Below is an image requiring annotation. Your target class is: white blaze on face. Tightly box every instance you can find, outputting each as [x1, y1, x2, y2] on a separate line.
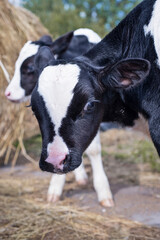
[38, 64, 80, 156]
[74, 28, 101, 44]
[5, 41, 39, 102]
[144, 0, 160, 66]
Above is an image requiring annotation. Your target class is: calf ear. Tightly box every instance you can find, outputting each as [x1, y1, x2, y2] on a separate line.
[34, 46, 55, 71]
[51, 31, 74, 55]
[99, 58, 150, 89]
[33, 35, 53, 46]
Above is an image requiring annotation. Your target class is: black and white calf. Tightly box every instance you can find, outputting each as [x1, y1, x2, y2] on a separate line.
[31, 0, 155, 177]
[5, 29, 113, 207]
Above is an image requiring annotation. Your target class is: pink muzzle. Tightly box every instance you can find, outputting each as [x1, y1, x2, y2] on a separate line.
[45, 136, 69, 171]
[45, 153, 67, 170]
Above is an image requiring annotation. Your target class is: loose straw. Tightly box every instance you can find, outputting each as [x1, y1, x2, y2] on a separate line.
[0, 60, 10, 83]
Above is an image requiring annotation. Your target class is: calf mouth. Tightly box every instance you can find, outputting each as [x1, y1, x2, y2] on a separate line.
[39, 162, 64, 174]
[8, 99, 21, 103]
[39, 154, 82, 174]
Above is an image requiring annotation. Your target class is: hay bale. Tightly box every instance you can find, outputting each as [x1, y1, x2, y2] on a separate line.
[0, 0, 49, 164]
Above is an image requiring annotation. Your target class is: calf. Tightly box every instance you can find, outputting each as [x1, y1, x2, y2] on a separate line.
[5, 29, 113, 207]
[31, 0, 154, 176]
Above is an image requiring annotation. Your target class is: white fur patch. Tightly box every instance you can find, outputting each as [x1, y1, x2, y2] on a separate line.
[5, 41, 39, 101]
[38, 64, 80, 151]
[47, 135, 69, 156]
[74, 28, 101, 44]
[144, 0, 160, 66]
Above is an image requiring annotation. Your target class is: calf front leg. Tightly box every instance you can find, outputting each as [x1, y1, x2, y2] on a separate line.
[85, 131, 114, 207]
[47, 174, 66, 202]
[47, 161, 87, 202]
[74, 160, 88, 185]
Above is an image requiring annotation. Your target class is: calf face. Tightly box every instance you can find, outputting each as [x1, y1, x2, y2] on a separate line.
[31, 47, 150, 174]
[5, 41, 40, 102]
[4, 33, 73, 102]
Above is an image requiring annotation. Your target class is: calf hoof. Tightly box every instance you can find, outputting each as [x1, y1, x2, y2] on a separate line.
[76, 178, 88, 186]
[47, 194, 60, 203]
[100, 198, 114, 208]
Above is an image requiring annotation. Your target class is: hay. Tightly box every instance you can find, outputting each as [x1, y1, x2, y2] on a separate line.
[0, 0, 48, 165]
[0, 166, 160, 240]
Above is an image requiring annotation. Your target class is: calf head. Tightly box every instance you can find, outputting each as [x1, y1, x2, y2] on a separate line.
[31, 47, 150, 174]
[5, 32, 73, 102]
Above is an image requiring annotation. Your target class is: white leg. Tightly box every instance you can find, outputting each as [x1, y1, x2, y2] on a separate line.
[85, 131, 114, 207]
[47, 162, 88, 202]
[47, 174, 66, 202]
[73, 160, 88, 185]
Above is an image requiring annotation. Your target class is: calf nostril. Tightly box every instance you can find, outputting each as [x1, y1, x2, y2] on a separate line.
[59, 155, 69, 166]
[5, 92, 11, 97]
[60, 158, 66, 166]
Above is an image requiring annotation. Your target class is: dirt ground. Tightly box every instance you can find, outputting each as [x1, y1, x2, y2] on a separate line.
[0, 127, 160, 239]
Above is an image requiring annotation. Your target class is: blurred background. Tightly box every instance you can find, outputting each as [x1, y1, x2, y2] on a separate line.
[9, 0, 141, 37]
[1, 1, 160, 239]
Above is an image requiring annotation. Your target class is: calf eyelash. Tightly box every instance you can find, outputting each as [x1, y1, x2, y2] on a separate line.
[79, 99, 101, 117]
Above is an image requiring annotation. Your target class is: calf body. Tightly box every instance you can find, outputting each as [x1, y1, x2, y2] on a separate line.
[31, 0, 154, 175]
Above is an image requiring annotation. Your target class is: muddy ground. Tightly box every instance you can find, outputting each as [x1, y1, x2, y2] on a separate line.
[0, 127, 160, 239]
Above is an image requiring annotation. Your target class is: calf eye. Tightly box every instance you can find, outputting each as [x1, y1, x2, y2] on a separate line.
[84, 100, 100, 113]
[27, 65, 35, 73]
[21, 65, 35, 75]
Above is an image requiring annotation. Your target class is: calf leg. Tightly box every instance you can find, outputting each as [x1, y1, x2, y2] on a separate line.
[47, 174, 66, 202]
[85, 131, 114, 207]
[74, 160, 88, 185]
[47, 162, 87, 202]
